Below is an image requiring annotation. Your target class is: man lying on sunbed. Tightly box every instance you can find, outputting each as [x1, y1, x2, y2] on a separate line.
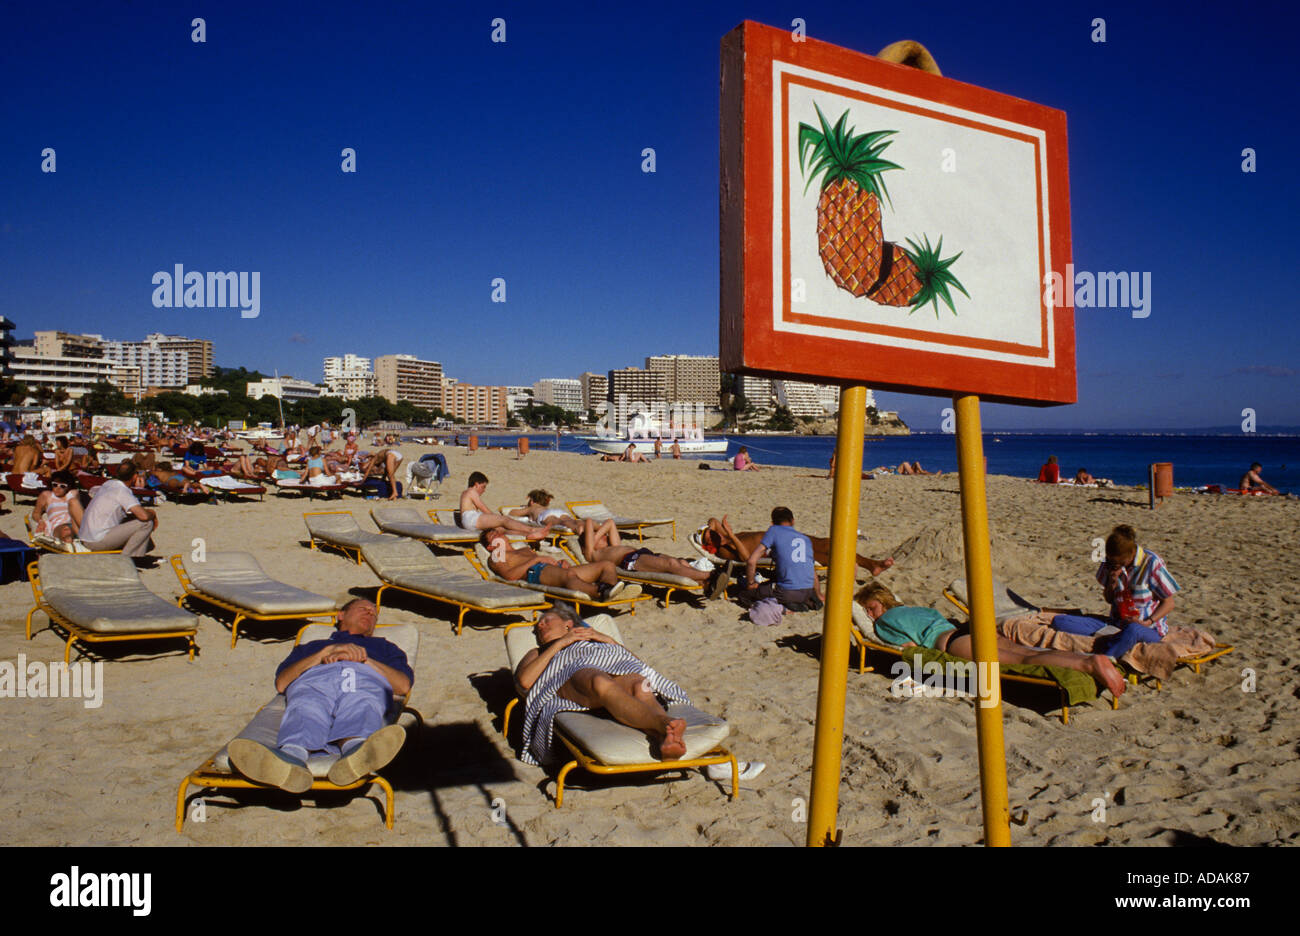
[701, 515, 893, 577]
[483, 528, 631, 602]
[514, 604, 687, 765]
[582, 517, 728, 598]
[855, 583, 1127, 697]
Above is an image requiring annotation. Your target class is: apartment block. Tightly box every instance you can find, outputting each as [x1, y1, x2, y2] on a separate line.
[247, 377, 322, 402]
[439, 382, 507, 425]
[323, 354, 376, 399]
[533, 378, 583, 413]
[579, 372, 608, 412]
[8, 346, 121, 401]
[375, 354, 444, 410]
[607, 367, 666, 406]
[646, 354, 720, 405]
[100, 340, 189, 387]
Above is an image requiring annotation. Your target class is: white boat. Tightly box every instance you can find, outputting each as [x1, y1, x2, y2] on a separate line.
[579, 435, 729, 456]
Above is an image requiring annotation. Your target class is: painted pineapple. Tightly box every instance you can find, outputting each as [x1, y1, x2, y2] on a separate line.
[798, 104, 900, 297]
[868, 234, 970, 318]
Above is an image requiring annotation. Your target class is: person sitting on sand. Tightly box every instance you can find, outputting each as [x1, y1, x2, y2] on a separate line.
[622, 443, 648, 463]
[737, 507, 823, 610]
[30, 471, 82, 546]
[855, 583, 1126, 698]
[1037, 455, 1060, 484]
[898, 461, 940, 476]
[1046, 524, 1180, 661]
[507, 489, 582, 533]
[461, 472, 557, 538]
[227, 598, 411, 792]
[514, 603, 689, 765]
[1239, 463, 1278, 494]
[734, 446, 759, 471]
[483, 528, 633, 602]
[701, 515, 893, 577]
[1074, 468, 1095, 485]
[581, 517, 729, 598]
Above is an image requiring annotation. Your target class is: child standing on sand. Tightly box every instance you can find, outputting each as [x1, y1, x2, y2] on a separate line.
[1051, 524, 1180, 660]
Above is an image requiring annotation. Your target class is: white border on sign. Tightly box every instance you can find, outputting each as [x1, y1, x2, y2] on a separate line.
[769, 59, 1056, 368]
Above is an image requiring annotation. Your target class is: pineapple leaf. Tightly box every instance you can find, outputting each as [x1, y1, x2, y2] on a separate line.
[901, 235, 969, 318]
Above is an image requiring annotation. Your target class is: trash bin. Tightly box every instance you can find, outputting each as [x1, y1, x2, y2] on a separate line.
[1152, 462, 1173, 497]
[468, 434, 478, 453]
[517, 436, 529, 457]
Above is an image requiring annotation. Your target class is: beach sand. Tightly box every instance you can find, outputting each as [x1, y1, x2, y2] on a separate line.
[2, 444, 1297, 846]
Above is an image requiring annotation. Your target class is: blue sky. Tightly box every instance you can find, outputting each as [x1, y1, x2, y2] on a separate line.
[2, 1, 1297, 430]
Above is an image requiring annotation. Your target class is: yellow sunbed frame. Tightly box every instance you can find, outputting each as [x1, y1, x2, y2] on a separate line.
[941, 586, 1236, 691]
[372, 574, 550, 637]
[500, 622, 737, 807]
[565, 500, 676, 542]
[169, 555, 339, 648]
[25, 561, 198, 664]
[303, 510, 370, 564]
[175, 623, 420, 832]
[558, 539, 705, 607]
[464, 549, 648, 617]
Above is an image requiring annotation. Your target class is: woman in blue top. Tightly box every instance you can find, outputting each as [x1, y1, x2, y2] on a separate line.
[855, 583, 1127, 697]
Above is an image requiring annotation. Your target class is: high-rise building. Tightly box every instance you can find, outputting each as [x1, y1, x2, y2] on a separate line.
[505, 386, 534, 417]
[533, 378, 583, 413]
[375, 354, 444, 410]
[607, 367, 666, 406]
[0, 317, 14, 376]
[737, 376, 774, 412]
[322, 354, 376, 399]
[33, 330, 104, 359]
[646, 354, 720, 405]
[579, 372, 608, 412]
[439, 382, 507, 425]
[145, 333, 214, 380]
[100, 339, 189, 388]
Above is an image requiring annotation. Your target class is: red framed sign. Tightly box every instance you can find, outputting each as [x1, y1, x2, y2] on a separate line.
[720, 21, 1075, 405]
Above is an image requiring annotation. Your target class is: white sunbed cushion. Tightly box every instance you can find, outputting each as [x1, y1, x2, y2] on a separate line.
[39, 554, 197, 634]
[505, 613, 620, 670]
[199, 475, 260, 491]
[305, 513, 397, 548]
[948, 577, 1033, 620]
[569, 503, 671, 527]
[363, 540, 543, 609]
[183, 552, 337, 616]
[555, 703, 730, 766]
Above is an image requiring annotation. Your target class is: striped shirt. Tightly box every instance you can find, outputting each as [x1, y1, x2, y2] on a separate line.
[1096, 545, 1179, 636]
[520, 641, 690, 766]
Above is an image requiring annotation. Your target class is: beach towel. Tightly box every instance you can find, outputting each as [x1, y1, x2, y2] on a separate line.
[1000, 611, 1217, 681]
[520, 641, 690, 766]
[198, 474, 251, 490]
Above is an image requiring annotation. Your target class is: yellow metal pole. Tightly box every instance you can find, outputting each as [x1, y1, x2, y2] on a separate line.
[953, 393, 1011, 846]
[806, 384, 866, 847]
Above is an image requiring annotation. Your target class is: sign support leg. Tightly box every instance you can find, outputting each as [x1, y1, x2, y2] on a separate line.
[806, 384, 866, 846]
[954, 393, 1012, 846]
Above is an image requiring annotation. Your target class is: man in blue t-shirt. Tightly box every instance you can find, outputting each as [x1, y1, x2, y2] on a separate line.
[740, 507, 823, 611]
[228, 598, 413, 793]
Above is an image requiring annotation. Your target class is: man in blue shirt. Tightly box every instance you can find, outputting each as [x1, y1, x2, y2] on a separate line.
[228, 598, 413, 792]
[741, 507, 823, 611]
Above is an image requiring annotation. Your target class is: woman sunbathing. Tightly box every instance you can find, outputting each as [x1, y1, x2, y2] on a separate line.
[31, 471, 83, 545]
[507, 489, 582, 533]
[855, 583, 1126, 697]
[514, 604, 689, 765]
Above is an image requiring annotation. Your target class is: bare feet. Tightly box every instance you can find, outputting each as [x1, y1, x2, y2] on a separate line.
[656, 718, 687, 760]
[1091, 655, 1127, 697]
[868, 557, 895, 576]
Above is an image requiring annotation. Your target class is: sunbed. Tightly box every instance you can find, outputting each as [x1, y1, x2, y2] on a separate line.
[176, 622, 420, 831]
[848, 599, 1107, 725]
[25, 553, 199, 663]
[275, 477, 350, 498]
[22, 516, 116, 555]
[467, 543, 647, 616]
[501, 615, 737, 807]
[5, 473, 45, 503]
[303, 510, 402, 564]
[197, 474, 266, 502]
[370, 505, 480, 548]
[170, 552, 338, 647]
[565, 500, 676, 542]
[361, 538, 550, 635]
[560, 538, 704, 607]
[943, 578, 1235, 689]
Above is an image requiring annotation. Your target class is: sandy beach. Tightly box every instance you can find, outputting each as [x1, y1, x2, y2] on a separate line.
[1, 444, 1297, 846]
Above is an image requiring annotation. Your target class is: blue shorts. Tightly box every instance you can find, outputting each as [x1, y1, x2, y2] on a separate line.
[525, 562, 547, 585]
